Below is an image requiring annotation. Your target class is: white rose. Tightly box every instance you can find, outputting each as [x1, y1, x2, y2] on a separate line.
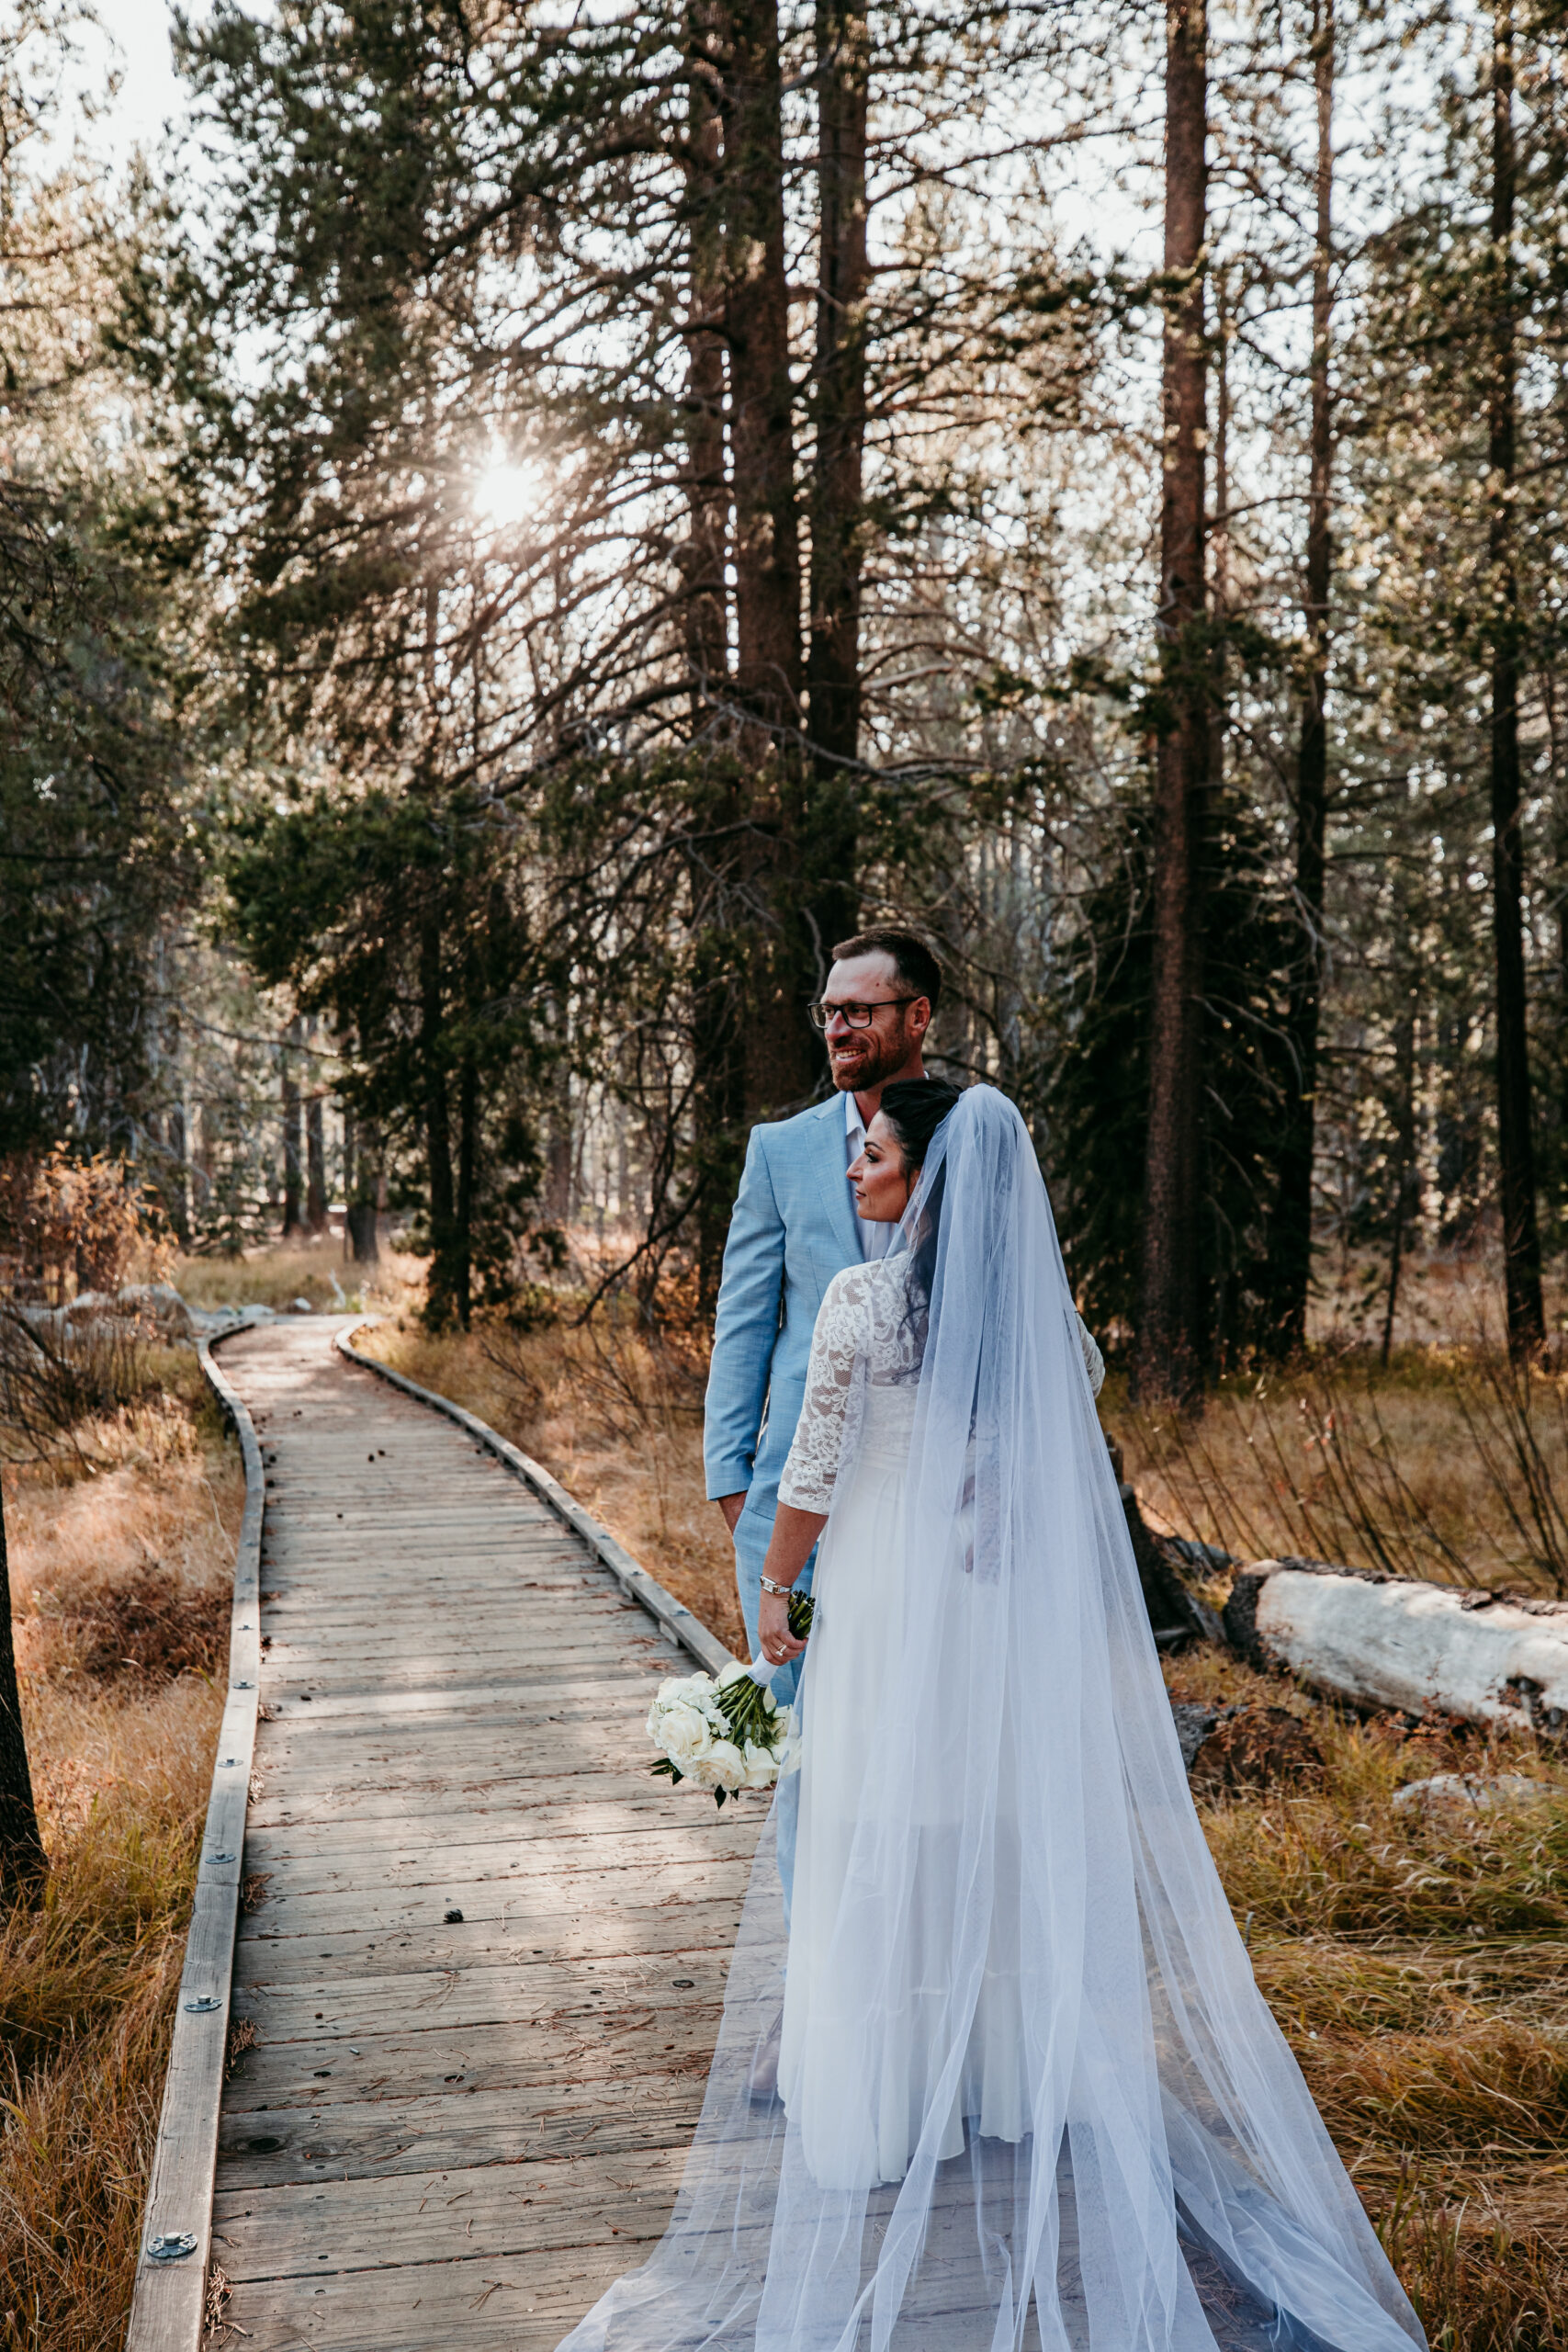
[707, 1739, 746, 1787]
[660, 1703, 716, 1769]
[716, 1660, 749, 1690]
[740, 1740, 778, 1790]
[681, 1751, 724, 1791]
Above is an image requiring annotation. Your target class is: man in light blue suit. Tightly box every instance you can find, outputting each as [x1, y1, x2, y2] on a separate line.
[704, 929, 939, 1902]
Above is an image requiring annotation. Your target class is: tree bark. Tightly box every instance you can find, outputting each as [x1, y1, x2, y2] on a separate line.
[1488, 1, 1545, 1361]
[281, 1018, 303, 1238]
[1136, 0, 1210, 1408]
[805, 0, 870, 965]
[0, 1482, 45, 1902]
[347, 1109, 381, 1263]
[1276, 0, 1334, 1358]
[681, 18, 729, 723]
[456, 1048, 478, 1330]
[420, 914, 458, 1323]
[1381, 989, 1417, 1368]
[305, 1091, 328, 1234]
[720, 0, 802, 739]
[717, 0, 816, 1120]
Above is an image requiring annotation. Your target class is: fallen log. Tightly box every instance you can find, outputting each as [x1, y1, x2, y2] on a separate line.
[1224, 1559, 1568, 1737]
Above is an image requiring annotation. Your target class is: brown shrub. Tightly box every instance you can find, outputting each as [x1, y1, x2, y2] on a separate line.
[1190, 1704, 1325, 1795]
[28, 1562, 231, 1685]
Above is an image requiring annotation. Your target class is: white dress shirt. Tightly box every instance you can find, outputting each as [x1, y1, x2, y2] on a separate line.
[844, 1089, 900, 1259]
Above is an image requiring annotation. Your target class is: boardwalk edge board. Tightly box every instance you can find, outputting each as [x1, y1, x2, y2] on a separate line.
[335, 1317, 732, 1679]
[125, 1329, 264, 2352]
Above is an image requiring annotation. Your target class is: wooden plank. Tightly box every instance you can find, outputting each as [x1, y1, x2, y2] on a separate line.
[234, 1895, 747, 1982]
[227, 1948, 737, 2044]
[126, 1331, 265, 2352]
[215, 2074, 710, 2188]
[212, 2145, 685, 2276]
[241, 1823, 759, 1899]
[221, 2005, 722, 2115]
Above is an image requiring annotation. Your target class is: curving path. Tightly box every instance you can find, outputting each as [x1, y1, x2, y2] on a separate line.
[211, 1320, 758, 2350]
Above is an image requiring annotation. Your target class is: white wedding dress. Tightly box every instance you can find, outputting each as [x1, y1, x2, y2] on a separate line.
[776, 1256, 1105, 2187]
[557, 1089, 1427, 2352]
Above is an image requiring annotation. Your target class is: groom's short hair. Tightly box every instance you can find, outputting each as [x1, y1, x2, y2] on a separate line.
[831, 929, 942, 1012]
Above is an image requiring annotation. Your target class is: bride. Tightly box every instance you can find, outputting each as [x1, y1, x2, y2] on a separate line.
[561, 1083, 1427, 2352]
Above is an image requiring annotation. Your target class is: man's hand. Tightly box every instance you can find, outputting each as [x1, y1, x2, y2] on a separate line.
[716, 1491, 747, 1535]
[759, 1586, 807, 1667]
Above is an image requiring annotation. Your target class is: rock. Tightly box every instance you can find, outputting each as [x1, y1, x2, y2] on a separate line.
[1391, 1771, 1553, 1817]
[118, 1282, 196, 1337]
[1188, 1704, 1325, 1795]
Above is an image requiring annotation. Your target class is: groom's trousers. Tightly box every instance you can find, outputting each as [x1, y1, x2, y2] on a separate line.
[733, 1485, 815, 1920]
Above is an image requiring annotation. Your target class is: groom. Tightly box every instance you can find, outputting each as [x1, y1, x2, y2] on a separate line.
[704, 928, 938, 1800]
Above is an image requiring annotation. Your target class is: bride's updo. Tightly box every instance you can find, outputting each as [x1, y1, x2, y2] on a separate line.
[877, 1079, 963, 1342]
[876, 1079, 963, 1177]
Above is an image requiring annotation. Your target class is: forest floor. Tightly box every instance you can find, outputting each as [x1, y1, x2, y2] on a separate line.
[0, 1346, 243, 2351]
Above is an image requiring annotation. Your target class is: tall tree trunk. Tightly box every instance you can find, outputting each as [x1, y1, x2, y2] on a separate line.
[1136, 0, 1210, 1408]
[420, 914, 458, 1324]
[805, 0, 870, 967]
[718, 0, 817, 1120]
[1276, 0, 1335, 1359]
[305, 1092, 327, 1234]
[281, 1017, 303, 1238]
[0, 1484, 44, 1902]
[1381, 988, 1418, 1368]
[166, 1099, 190, 1248]
[1488, 1, 1544, 1360]
[348, 1112, 381, 1263]
[456, 1049, 478, 1330]
[722, 0, 801, 740]
[681, 20, 729, 722]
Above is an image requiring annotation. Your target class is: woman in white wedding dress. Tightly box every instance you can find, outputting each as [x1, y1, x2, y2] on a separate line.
[766, 1080, 1106, 2186]
[559, 1083, 1427, 2352]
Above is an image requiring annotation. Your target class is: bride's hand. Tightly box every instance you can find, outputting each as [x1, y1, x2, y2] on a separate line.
[759, 1588, 807, 1667]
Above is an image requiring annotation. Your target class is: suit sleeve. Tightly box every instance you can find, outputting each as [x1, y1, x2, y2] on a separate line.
[703, 1125, 787, 1499]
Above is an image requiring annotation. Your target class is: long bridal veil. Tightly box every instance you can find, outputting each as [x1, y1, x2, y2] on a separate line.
[560, 1086, 1426, 2352]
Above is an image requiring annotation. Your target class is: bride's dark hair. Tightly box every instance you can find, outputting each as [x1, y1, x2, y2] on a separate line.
[877, 1078, 963, 1343]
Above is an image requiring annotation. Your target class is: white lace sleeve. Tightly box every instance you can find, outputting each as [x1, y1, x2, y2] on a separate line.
[777, 1267, 872, 1511]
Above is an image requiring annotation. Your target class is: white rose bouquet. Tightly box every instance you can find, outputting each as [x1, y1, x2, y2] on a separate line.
[648, 1593, 814, 1808]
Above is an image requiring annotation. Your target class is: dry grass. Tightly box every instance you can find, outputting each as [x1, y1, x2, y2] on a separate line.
[0, 1370, 243, 2350]
[1112, 1349, 1568, 1599]
[1164, 1645, 1568, 2345]
[172, 1238, 384, 1317]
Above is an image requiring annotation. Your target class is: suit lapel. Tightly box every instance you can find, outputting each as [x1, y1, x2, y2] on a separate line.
[810, 1097, 862, 1269]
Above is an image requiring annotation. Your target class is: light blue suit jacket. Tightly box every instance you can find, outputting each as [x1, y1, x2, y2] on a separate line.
[704, 1096, 862, 1578]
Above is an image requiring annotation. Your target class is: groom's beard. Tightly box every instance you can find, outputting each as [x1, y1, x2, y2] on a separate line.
[829, 1021, 910, 1092]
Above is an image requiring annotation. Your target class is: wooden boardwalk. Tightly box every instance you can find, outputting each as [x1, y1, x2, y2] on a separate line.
[211, 1320, 758, 2350]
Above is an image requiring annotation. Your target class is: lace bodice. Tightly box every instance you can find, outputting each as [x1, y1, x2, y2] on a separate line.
[776, 1256, 1106, 1511]
[777, 1258, 921, 1511]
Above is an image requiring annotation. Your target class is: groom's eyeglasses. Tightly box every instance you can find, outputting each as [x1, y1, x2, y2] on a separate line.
[807, 997, 920, 1031]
